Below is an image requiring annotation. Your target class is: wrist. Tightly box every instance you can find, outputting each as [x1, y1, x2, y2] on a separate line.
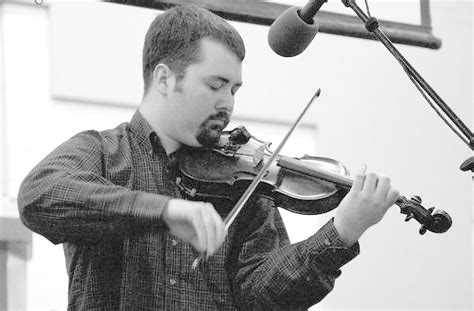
[161, 199, 172, 222]
[333, 216, 365, 247]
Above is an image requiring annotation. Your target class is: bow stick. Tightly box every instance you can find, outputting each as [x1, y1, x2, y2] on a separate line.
[191, 88, 321, 270]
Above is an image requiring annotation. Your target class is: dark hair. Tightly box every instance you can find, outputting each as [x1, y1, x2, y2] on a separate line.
[142, 5, 246, 93]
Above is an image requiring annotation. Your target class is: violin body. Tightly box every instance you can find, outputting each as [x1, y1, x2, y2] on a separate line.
[176, 129, 349, 215]
[175, 126, 452, 234]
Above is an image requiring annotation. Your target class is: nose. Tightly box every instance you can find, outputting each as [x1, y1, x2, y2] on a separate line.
[216, 90, 235, 114]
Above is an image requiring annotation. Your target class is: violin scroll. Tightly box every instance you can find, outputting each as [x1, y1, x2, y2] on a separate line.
[397, 196, 452, 234]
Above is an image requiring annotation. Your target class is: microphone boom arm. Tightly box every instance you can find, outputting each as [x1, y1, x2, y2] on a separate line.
[300, 0, 328, 24]
[342, 0, 474, 170]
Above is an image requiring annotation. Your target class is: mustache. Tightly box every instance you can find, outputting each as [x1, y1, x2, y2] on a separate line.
[206, 111, 230, 127]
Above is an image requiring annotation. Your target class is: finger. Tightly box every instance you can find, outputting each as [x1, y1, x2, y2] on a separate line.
[351, 165, 367, 192]
[201, 204, 215, 257]
[386, 187, 400, 206]
[374, 175, 391, 201]
[362, 172, 378, 194]
[191, 212, 207, 254]
[210, 206, 226, 252]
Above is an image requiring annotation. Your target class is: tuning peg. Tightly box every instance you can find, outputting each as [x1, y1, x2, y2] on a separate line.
[411, 195, 422, 204]
[404, 213, 414, 222]
[419, 224, 427, 235]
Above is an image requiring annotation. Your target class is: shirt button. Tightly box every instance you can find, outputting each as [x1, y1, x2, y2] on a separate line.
[324, 238, 331, 246]
[169, 278, 177, 285]
[171, 239, 178, 247]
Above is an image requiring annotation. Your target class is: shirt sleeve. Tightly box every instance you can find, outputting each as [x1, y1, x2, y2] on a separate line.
[232, 195, 359, 310]
[17, 130, 169, 245]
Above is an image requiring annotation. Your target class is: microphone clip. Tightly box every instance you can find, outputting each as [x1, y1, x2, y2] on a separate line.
[365, 17, 379, 32]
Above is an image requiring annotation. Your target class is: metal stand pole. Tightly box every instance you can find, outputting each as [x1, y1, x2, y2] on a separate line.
[342, 0, 474, 171]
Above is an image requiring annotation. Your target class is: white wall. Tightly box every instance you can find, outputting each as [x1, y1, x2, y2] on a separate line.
[0, 2, 5, 201]
[1, 1, 472, 310]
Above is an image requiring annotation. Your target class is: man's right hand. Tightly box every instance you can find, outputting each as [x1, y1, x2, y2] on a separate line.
[162, 199, 227, 257]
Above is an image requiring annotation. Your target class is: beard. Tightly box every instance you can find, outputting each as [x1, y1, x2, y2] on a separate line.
[196, 111, 230, 148]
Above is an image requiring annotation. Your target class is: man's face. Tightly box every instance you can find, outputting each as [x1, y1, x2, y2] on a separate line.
[166, 38, 243, 148]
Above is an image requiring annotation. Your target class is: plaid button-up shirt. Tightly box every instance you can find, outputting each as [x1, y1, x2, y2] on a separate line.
[18, 110, 359, 310]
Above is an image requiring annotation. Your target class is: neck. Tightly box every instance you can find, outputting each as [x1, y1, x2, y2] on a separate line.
[139, 97, 181, 156]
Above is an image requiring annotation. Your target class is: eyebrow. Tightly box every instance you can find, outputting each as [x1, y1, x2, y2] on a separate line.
[209, 75, 243, 88]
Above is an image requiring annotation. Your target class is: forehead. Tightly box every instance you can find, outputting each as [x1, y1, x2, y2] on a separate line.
[188, 38, 243, 83]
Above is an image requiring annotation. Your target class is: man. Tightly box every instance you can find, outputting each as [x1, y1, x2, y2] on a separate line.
[17, 5, 398, 310]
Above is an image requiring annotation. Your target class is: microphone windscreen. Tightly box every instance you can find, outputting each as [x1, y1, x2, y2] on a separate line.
[268, 7, 319, 57]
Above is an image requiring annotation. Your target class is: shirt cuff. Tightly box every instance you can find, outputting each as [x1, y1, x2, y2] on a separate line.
[307, 218, 360, 271]
[131, 191, 170, 227]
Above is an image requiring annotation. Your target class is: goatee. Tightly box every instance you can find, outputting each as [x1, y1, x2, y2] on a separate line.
[197, 111, 230, 148]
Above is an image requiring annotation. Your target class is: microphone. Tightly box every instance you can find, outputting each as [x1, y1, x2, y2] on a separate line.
[268, 0, 327, 57]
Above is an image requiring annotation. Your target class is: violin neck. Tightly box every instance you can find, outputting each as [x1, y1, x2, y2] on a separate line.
[277, 156, 353, 189]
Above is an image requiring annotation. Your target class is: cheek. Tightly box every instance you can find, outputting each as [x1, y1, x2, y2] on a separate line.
[186, 89, 216, 116]
[175, 96, 210, 131]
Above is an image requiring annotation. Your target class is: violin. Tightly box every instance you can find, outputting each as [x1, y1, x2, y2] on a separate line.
[175, 125, 452, 235]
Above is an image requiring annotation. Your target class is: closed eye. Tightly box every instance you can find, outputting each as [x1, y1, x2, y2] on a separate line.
[231, 85, 241, 96]
[206, 76, 242, 94]
[208, 84, 221, 91]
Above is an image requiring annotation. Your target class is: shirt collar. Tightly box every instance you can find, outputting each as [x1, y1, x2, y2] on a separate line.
[129, 109, 163, 155]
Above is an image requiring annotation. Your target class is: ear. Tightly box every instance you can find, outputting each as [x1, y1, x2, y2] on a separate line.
[152, 63, 174, 95]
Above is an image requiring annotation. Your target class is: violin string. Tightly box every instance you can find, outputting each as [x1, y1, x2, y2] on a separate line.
[231, 151, 274, 157]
